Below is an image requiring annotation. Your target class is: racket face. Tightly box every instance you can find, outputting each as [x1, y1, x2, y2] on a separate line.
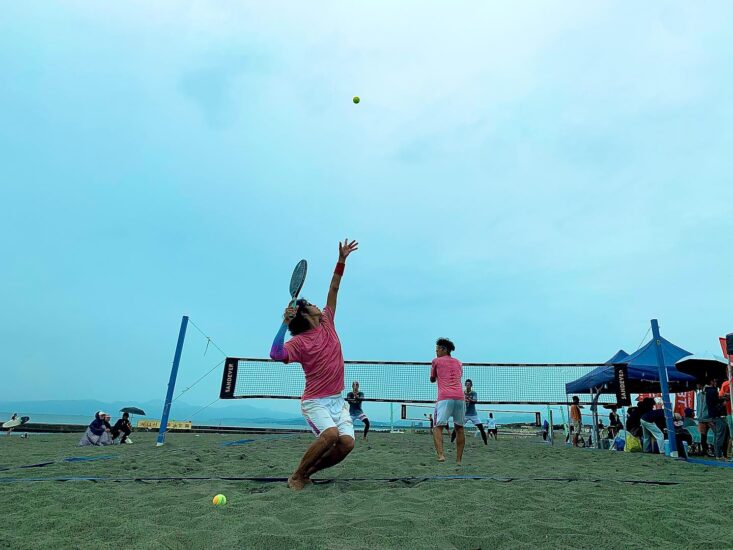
[289, 259, 307, 299]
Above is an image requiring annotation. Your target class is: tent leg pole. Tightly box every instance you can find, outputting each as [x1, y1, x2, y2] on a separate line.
[651, 319, 678, 458]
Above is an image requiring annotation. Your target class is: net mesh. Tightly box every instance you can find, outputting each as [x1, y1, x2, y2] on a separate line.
[401, 403, 541, 426]
[220, 358, 615, 405]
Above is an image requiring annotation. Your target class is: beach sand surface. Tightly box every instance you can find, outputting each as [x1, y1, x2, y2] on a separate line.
[1, 431, 732, 549]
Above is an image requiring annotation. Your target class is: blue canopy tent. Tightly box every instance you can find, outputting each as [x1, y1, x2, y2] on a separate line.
[565, 339, 696, 396]
[565, 350, 629, 395]
[565, 340, 696, 449]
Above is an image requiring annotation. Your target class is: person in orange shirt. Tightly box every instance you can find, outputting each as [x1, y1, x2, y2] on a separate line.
[569, 396, 583, 447]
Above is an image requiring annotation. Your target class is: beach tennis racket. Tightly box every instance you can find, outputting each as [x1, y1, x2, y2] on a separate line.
[288, 259, 307, 307]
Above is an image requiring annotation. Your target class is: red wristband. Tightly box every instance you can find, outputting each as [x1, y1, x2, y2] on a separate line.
[334, 262, 345, 276]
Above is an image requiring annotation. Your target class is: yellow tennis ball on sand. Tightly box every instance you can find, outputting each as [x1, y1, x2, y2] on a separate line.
[353, 96, 360, 104]
[212, 494, 227, 506]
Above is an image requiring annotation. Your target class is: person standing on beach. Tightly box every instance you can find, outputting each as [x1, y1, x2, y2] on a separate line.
[486, 413, 498, 439]
[569, 396, 583, 447]
[346, 381, 370, 440]
[6, 413, 18, 436]
[451, 379, 488, 445]
[430, 337, 466, 464]
[269, 239, 359, 490]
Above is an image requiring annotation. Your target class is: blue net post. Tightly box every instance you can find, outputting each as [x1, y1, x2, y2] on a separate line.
[651, 319, 678, 458]
[156, 315, 189, 446]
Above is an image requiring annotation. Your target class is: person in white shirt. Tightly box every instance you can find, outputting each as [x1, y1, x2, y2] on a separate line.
[486, 412, 498, 440]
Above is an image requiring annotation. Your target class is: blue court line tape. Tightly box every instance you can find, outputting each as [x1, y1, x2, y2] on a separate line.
[0, 456, 117, 472]
[0, 475, 681, 485]
[63, 455, 117, 462]
[219, 434, 298, 447]
[685, 458, 733, 468]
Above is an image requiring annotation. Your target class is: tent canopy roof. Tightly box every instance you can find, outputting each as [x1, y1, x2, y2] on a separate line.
[565, 339, 696, 396]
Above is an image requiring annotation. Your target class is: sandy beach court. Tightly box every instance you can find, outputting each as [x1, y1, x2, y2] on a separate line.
[1, 431, 732, 549]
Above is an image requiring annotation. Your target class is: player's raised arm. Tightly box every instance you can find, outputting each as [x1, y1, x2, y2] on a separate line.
[326, 239, 358, 314]
[270, 305, 296, 362]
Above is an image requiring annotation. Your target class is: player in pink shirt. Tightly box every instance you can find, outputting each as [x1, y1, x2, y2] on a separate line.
[430, 337, 466, 464]
[269, 239, 358, 490]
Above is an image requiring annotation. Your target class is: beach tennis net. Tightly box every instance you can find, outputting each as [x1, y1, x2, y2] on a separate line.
[220, 357, 613, 405]
[401, 404, 542, 426]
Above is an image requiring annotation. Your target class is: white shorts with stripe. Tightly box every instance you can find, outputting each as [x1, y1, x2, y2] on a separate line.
[301, 395, 354, 439]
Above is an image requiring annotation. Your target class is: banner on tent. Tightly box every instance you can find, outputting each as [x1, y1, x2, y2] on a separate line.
[614, 364, 630, 406]
[674, 391, 695, 416]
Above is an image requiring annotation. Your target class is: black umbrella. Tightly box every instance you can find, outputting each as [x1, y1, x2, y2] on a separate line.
[675, 354, 729, 383]
[120, 407, 146, 416]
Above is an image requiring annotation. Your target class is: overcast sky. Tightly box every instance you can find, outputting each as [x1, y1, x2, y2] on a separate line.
[2, 2, 732, 417]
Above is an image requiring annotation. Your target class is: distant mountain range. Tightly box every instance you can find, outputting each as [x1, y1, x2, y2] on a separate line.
[0, 399, 301, 423]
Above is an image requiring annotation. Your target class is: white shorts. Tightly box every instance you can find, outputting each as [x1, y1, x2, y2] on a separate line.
[465, 413, 482, 427]
[301, 395, 354, 440]
[434, 399, 466, 427]
[350, 412, 368, 423]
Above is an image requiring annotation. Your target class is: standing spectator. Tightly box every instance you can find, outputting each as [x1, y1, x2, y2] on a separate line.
[569, 396, 583, 447]
[696, 382, 713, 457]
[608, 408, 623, 439]
[6, 413, 18, 436]
[486, 413, 498, 440]
[542, 419, 549, 441]
[719, 375, 733, 457]
[705, 375, 726, 459]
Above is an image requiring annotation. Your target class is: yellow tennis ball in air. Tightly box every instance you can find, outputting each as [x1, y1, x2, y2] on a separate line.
[212, 494, 227, 506]
[353, 96, 360, 104]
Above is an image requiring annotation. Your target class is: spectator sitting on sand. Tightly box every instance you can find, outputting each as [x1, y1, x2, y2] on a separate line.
[625, 406, 642, 440]
[111, 412, 133, 444]
[673, 413, 692, 458]
[683, 408, 696, 427]
[78, 411, 113, 446]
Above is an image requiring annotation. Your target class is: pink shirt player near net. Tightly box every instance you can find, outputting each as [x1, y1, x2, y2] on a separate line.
[284, 306, 344, 400]
[430, 355, 464, 401]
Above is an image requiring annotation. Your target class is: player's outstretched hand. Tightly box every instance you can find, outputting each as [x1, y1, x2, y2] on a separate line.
[338, 239, 359, 261]
[283, 306, 297, 325]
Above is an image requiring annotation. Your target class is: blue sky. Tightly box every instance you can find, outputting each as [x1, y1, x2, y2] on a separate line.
[2, 2, 732, 418]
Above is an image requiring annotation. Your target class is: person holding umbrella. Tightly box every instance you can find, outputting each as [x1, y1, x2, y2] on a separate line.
[112, 412, 133, 444]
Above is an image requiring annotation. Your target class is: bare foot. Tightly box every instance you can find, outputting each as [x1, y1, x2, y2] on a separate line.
[287, 475, 307, 491]
[437, 455, 446, 462]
